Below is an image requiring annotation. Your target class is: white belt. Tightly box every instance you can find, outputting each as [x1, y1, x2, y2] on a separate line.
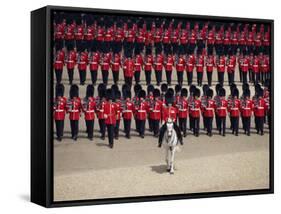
[99, 110, 104, 112]
[257, 107, 264, 109]
[123, 110, 132, 113]
[69, 110, 78, 112]
[191, 108, 200, 111]
[138, 110, 146, 112]
[217, 107, 226, 110]
[231, 108, 238, 110]
[179, 109, 187, 111]
[55, 109, 64, 112]
[86, 110, 95, 113]
[152, 110, 160, 112]
[243, 107, 251, 110]
[206, 108, 214, 110]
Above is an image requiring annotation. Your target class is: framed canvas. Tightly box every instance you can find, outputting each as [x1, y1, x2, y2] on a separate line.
[31, 5, 274, 207]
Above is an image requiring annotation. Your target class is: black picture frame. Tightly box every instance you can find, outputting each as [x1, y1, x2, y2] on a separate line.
[31, 5, 274, 208]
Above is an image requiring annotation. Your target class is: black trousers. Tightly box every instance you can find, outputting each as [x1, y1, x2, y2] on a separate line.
[197, 72, 203, 86]
[242, 116, 251, 134]
[155, 70, 162, 85]
[85, 120, 94, 138]
[136, 119, 145, 136]
[205, 117, 213, 134]
[55, 39, 63, 50]
[55, 69, 62, 84]
[151, 119, 160, 136]
[193, 117, 200, 135]
[228, 72, 234, 86]
[179, 118, 187, 135]
[239, 69, 242, 82]
[90, 70, 97, 85]
[99, 119, 106, 137]
[207, 44, 214, 55]
[114, 120, 120, 138]
[177, 71, 183, 86]
[70, 120, 79, 138]
[112, 71, 119, 84]
[79, 70, 86, 85]
[207, 72, 213, 86]
[165, 70, 172, 85]
[148, 118, 153, 131]
[134, 70, 141, 84]
[123, 119, 131, 137]
[217, 117, 226, 135]
[76, 40, 83, 52]
[65, 40, 74, 51]
[218, 72, 224, 86]
[187, 72, 193, 85]
[189, 115, 194, 130]
[55, 120, 64, 138]
[124, 76, 133, 87]
[145, 70, 151, 85]
[230, 116, 239, 135]
[242, 72, 248, 84]
[67, 69, 74, 84]
[255, 116, 264, 134]
[106, 124, 115, 146]
[102, 70, 109, 85]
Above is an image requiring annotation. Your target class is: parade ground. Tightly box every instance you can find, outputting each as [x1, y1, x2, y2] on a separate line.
[53, 66, 270, 201]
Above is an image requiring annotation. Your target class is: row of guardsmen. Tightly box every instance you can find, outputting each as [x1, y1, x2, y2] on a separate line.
[54, 81, 270, 148]
[53, 14, 271, 57]
[54, 50, 270, 87]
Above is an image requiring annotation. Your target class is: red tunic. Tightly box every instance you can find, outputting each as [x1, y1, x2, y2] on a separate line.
[144, 55, 153, 71]
[67, 97, 82, 120]
[149, 100, 163, 120]
[254, 98, 266, 117]
[202, 99, 215, 117]
[176, 57, 185, 72]
[123, 58, 135, 77]
[82, 97, 96, 120]
[228, 99, 240, 117]
[53, 97, 67, 120]
[162, 106, 178, 122]
[189, 99, 201, 118]
[240, 99, 253, 117]
[135, 100, 149, 120]
[135, 55, 143, 72]
[215, 98, 228, 117]
[122, 99, 134, 120]
[177, 98, 188, 119]
[165, 55, 174, 71]
[104, 102, 117, 125]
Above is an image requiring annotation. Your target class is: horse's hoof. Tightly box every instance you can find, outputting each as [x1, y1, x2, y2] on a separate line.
[169, 171, 174, 175]
[166, 169, 170, 172]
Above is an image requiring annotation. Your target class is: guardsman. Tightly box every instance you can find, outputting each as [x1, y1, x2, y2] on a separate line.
[207, 29, 215, 55]
[66, 50, 77, 85]
[190, 88, 201, 137]
[144, 54, 153, 85]
[202, 89, 215, 136]
[54, 22, 64, 50]
[123, 57, 135, 87]
[67, 84, 82, 141]
[134, 90, 149, 138]
[215, 88, 228, 136]
[154, 53, 164, 86]
[134, 54, 143, 84]
[163, 29, 172, 55]
[241, 56, 249, 84]
[111, 53, 121, 84]
[254, 88, 266, 135]
[228, 88, 240, 136]
[147, 84, 155, 132]
[178, 88, 189, 137]
[54, 50, 65, 84]
[176, 55, 185, 86]
[160, 83, 168, 103]
[164, 54, 174, 85]
[122, 89, 134, 139]
[226, 55, 236, 86]
[206, 55, 215, 86]
[196, 55, 204, 86]
[77, 51, 88, 85]
[84, 24, 94, 52]
[75, 24, 84, 52]
[186, 54, 195, 86]
[201, 84, 210, 130]
[162, 89, 178, 123]
[252, 55, 260, 84]
[53, 84, 67, 141]
[82, 85, 96, 140]
[96, 83, 106, 140]
[101, 53, 111, 85]
[113, 90, 122, 140]
[240, 89, 252, 136]
[64, 23, 75, 51]
[214, 83, 222, 130]
[149, 89, 163, 137]
[217, 55, 226, 86]
[188, 85, 196, 131]
[104, 89, 118, 148]
[135, 27, 145, 55]
[89, 52, 100, 85]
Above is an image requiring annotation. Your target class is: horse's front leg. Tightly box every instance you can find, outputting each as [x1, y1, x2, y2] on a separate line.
[169, 147, 176, 174]
[165, 146, 170, 172]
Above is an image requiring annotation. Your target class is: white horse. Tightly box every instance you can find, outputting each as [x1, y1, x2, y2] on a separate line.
[158, 118, 183, 174]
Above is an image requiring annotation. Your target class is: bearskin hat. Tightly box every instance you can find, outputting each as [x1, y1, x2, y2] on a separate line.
[215, 83, 222, 94]
[111, 84, 119, 93]
[181, 88, 188, 97]
[55, 83, 64, 97]
[175, 84, 182, 94]
[167, 88, 175, 97]
[122, 84, 130, 96]
[147, 84, 155, 94]
[98, 83, 106, 97]
[206, 88, 214, 98]
[243, 88, 251, 97]
[218, 88, 226, 97]
[255, 83, 262, 93]
[165, 90, 174, 104]
[232, 88, 239, 98]
[194, 88, 201, 98]
[106, 88, 114, 100]
[189, 85, 196, 95]
[134, 84, 142, 96]
[124, 90, 131, 99]
[161, 83, 168, 93]
[153, 88, 161, 98]
[264, 79, 270, 89]
[70, 84, 79, 98]
[138, 89, 146, 99]
[86, 84, 94, 98]
[242, 83, 249, 92]
[114, 90, 121, 100]
[258, 88, 264, 97]
[203, 84, 210, 95]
